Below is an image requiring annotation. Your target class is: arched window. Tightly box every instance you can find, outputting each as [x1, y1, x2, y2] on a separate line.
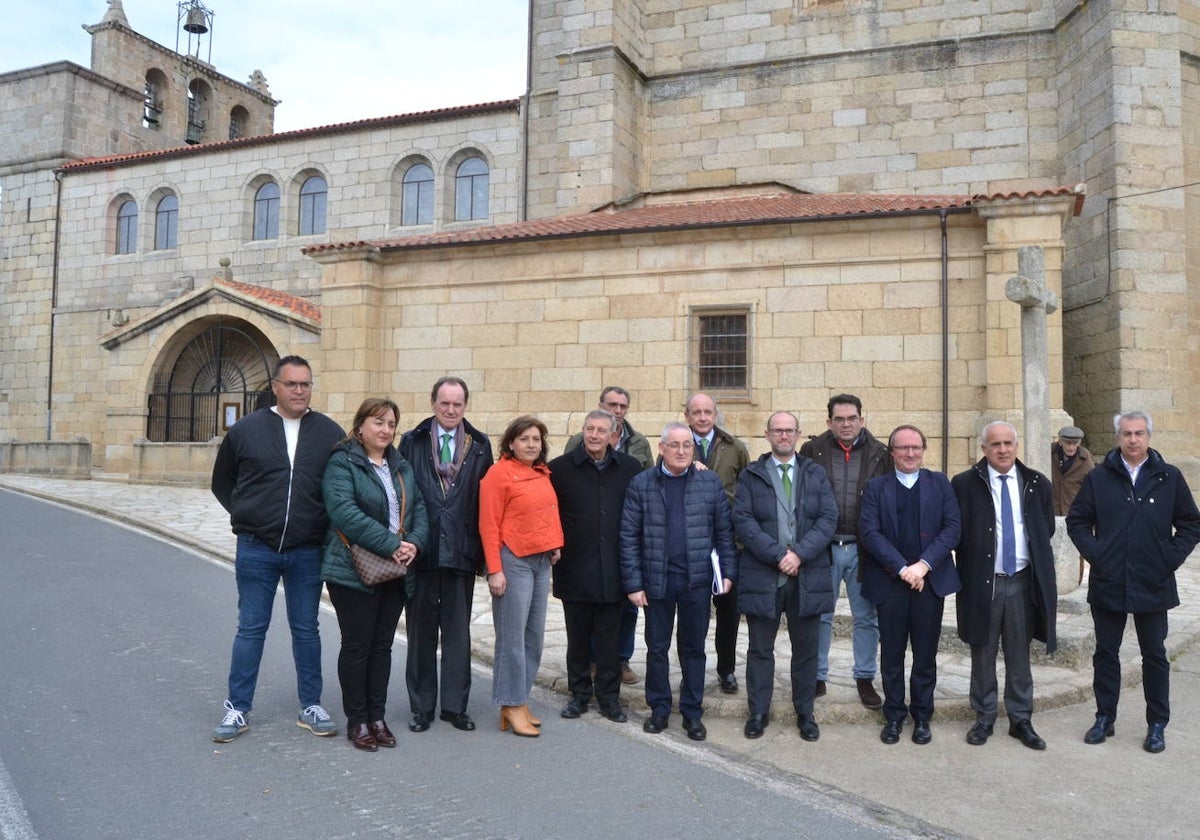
[229, 105, 250, 140]
[116, 200, 138, 254]
[298, 176, 327, 235]
[154, 194, 179, 250]
[253, 182, 279, 240]
[402, 163, 434, 226]
[454, 157, 488, 221]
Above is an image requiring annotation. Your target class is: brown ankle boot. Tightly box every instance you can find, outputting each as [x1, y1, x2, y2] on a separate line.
[500, 705, 540, 737]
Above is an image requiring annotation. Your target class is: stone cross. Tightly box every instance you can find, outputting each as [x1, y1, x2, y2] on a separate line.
[1004, 245, 1057, 478]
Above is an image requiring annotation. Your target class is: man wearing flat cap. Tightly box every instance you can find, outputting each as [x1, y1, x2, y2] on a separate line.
[1051, 426, 1094, 518]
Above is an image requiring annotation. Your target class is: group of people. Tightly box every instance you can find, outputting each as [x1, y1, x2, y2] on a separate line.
[209, 357, 1200, 757]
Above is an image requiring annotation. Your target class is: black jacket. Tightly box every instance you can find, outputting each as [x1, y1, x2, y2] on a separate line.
[1067, 447, 1200, 613]
[951, 459, 1057, 652]
[799, 427, 891, 536]
[211, 407, 343, 552]
[733, 454, 838, 618]
[548, 445, 644, 602]
[398, 416, 493, 575]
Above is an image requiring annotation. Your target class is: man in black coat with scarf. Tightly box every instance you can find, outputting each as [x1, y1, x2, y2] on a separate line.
[549, 409, 643, 722]
[951, 421, 1057, 750]
[1067, 410, 1200, 754]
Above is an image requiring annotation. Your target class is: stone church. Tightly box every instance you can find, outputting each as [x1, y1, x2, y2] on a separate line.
[0, 0, 1194, 484]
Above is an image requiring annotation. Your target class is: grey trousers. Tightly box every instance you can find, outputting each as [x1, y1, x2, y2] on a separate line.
[969, 569, 1035, 725]
[491, 546, 551, 706]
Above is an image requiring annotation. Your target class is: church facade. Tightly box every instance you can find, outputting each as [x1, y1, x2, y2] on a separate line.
[0, 1, 1194, 482]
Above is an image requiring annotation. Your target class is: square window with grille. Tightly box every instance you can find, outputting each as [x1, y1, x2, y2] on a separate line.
[692, 309, 750, 393]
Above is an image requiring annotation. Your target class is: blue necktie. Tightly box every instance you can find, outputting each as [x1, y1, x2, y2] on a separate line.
[999, 474, 1016, 575]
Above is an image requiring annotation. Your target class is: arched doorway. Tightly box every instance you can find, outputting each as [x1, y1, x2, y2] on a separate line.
[146, 320, 277, 441]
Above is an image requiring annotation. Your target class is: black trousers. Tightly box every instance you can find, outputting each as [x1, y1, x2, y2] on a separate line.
[405, 568, 475, 717]
[645, 573, 711, 719]
[562, 600, 624, 705]
[745, 578, 820, 717]
[876, 575, 944, 724]
[713, 580, 740, 678]
[327, 580, 406, 727]
[1091, 605, 1170, 725]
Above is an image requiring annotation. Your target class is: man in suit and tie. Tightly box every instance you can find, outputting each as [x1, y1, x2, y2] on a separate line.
[951, 421, 1057, 750]
[859, 425, 961, 745]
[733, 412, 838, 741]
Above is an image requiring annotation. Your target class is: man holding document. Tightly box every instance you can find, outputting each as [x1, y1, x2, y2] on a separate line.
[733, 413, 838, 741]
[620, 422, 736, 741]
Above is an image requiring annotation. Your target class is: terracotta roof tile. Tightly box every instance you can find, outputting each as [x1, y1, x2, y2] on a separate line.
[216, 279, 321, 322]
[58, 99, 520, 172]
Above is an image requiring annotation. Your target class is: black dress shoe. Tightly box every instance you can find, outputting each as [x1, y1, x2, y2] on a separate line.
[560, 697, 589, 719]
[643, 714, 669, 734]
[797, 714, 820, 742]
[1084, 714, 1115, 745]
[966, 722, 994, 746]
[407, 713, 433, 733]
[348, 723, 379, 752]
[815, 680, 827, 698]
[598, 704, 628, 723]
[719, 673, 738, 694]
[369, 719, 397, 747]
[911, 720, 932, 745]
[1009, 719, 1046, 750]
[682, 716, 707, 741]
[1144, 722, 1166, 753]
[880, 720, 903, 744]
[744, 714, 768, 739]
[439, 710, 476, 731]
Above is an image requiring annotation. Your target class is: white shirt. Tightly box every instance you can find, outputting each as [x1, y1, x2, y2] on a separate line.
[988, 464, 1029, 573]
[894, 469, 919, 489]
[1122, 456, 1145, 487]
[436, 424, 457, 462]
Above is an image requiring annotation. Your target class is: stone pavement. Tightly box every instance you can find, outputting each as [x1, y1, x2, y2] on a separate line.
[3, 472, 1199, 726]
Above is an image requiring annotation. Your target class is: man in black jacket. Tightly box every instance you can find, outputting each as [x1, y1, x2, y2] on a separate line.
[399, 376, 493, 733]
[799, 394, 890, 709]
[210, 355, 344, 743]
[549, 409, 643, 722]
[734, 412, 837, 741]
[951, 421, 1057, 750]
[1068, 410, 1200, 754]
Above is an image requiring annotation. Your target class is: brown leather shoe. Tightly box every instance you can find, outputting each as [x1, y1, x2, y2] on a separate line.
[369, 720, 396, 747]
[620, 661, 639, 684]
[348, 723, 378, 752]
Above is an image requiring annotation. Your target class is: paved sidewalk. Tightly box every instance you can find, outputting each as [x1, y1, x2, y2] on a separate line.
[3, 472, 1199, 725]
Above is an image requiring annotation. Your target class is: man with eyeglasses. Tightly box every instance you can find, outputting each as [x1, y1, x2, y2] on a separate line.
[685, 393, 749, 695]
[733, 413, 837, 741]
[620, 423, 735, 741]
[859, 425, 961, 746]
[799, 394, 890, 709]
[564, 385, 654, 685]
[211, 355, 344, 743]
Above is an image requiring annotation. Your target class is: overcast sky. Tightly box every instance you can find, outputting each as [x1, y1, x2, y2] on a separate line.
[2, 0, 531, 132]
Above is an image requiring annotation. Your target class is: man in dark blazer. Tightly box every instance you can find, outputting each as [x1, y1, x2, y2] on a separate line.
[951, 421, 1057, 750]
[549, 409, 643, 723]
[859, 425, 961, 746]
[1067, 410, 1200, 754]
[733, 412, 838, 741]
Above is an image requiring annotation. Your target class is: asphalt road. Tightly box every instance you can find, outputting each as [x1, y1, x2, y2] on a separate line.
[0, 490, 933, 840]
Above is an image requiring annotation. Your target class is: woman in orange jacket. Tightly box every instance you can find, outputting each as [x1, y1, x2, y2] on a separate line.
[478, 415, 564, 736]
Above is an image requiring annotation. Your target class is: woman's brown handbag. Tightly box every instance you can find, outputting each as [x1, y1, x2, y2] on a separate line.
[337, 477, 407, 586]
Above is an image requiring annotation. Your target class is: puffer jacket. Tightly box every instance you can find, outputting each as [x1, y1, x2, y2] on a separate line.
[733, 454, 838, 618]
[619, 465, 736, 599]
[1067, 447, 1200, 613]
[321, 440, 429, 593]
[799, 427, 891, 536]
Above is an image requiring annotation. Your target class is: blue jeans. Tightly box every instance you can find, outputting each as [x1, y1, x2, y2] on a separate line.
[226, 534, 324, 712]
[491, 547, 551, 707]
[817, 541, 879, 681]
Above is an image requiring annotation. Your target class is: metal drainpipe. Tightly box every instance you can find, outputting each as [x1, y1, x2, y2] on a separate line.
[939, 208, 949, 474]
[519, 0, 534, 222]
[46, 169, 64, 440]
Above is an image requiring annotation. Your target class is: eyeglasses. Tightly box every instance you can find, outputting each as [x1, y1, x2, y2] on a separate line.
[274, 380, 313, 392]
[661, 441, 695, 451]
[891, 445, 924, 453]
[831, 416, 861, 425]
[767, 428, 798, 436]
